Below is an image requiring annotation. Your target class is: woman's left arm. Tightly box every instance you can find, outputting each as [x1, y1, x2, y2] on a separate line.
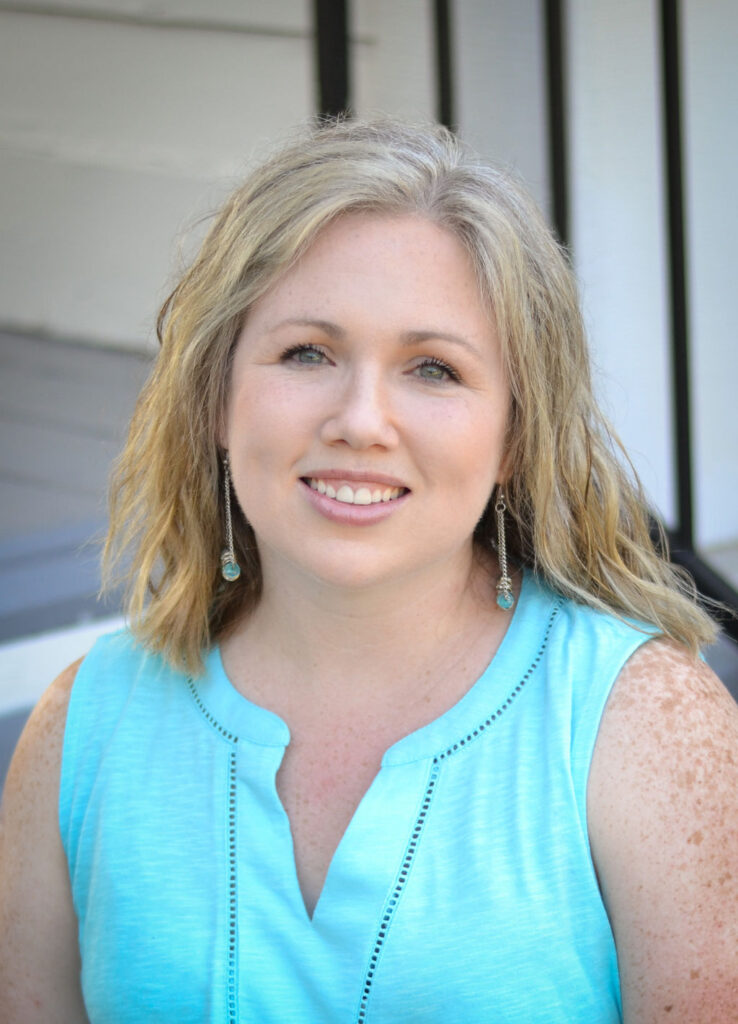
[589, 638, 738, 1023]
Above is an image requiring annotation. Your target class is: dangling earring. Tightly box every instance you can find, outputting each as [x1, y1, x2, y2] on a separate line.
[220, 453, 241, 582]
[494, 488, 515, 610]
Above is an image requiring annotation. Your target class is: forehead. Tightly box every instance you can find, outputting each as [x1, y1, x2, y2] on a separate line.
[294, 211, 472, 274]
[248, 212, 491, 330]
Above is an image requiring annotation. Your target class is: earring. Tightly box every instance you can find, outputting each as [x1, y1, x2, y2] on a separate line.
[494, 488, 515, 610]
[220, 453, 241, 582]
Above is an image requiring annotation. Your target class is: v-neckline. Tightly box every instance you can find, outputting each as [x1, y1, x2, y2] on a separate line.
[194, 569, 548, 922]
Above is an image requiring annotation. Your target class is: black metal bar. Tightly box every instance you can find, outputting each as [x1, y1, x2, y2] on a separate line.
[651, 517, 738, 642]
[314, 0, 350, 117]
[659, 0, 694, 548]
[669, 539, 738, 644]
[543, 0, 569, 248]
[433, 0, 455, 130]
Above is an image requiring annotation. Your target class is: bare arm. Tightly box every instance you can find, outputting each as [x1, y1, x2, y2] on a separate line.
[589, 640, 738, 1023]
[0, 660, 89, 1023]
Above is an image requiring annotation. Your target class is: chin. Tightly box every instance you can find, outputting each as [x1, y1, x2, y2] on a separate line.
[307, 562, 400, 591]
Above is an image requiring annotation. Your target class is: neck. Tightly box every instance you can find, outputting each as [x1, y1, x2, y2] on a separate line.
[221, 547, 504, 703]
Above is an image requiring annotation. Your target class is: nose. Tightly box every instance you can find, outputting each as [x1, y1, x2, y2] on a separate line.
[319, 366, 399, 450]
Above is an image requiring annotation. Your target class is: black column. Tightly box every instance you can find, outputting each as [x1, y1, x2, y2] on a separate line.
[544, 0, 570, 249]
[314, 0, 350, 117]
[433, 0, 456, 130]
[659, 0, 694, 550]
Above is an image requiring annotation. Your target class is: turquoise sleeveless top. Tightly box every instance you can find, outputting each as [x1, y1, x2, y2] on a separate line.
[60, 571, 653, 1022]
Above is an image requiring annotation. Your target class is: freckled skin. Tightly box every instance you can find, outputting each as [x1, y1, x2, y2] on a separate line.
[0, 660, 90, 1022]
[589, 639, 738, 1022]
[264, 618, 509, 919]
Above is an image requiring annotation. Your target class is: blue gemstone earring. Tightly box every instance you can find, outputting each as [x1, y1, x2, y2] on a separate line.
[495, 489, 515, 610]
[220, 453, 241, 582]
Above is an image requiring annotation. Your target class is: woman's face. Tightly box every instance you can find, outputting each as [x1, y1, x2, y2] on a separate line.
[223, 213, 510, 594]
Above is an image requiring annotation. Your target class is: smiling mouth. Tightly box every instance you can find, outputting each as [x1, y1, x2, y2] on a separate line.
[304, 478, 408, 505]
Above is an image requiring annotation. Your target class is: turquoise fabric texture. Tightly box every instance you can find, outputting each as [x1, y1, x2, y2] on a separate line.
[60, 571, 654, 1022]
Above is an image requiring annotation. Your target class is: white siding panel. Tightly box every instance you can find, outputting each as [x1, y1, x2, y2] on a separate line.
[567, 0, 675, 526]
[0, 9, 312, 346]
[5, 0, 311, 33]
[0, 148, 232, 347]
[683, 0, 738, 550]
[454, 0, 548, 213]
[0, 12, 312, 177]
[352, 0, 434, 120]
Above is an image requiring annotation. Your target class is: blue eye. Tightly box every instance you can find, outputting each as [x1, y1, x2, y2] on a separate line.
[281, 344, 328, 365]
[415, 357, 461, 383]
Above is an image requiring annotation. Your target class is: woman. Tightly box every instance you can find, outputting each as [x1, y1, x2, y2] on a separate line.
[1, 118, 736, 1022]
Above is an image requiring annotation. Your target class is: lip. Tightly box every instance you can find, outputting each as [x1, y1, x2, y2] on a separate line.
[299, 477, 410, 525]
[301, 469, 409, 489]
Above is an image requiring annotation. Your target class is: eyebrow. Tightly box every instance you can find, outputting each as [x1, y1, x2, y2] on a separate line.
[267, 318, 482, 358]
[266, 317, 345, 338]
[400, 328, 481, 358]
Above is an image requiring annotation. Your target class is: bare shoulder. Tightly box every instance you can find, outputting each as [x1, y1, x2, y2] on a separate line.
[589, 638, 738, 1022]
[0, 659, 89, 1022]
[1, 659, 81, 829]
[4, 658, 81, 783]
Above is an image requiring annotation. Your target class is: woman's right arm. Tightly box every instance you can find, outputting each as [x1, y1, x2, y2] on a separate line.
[0, 660, 90, 1023]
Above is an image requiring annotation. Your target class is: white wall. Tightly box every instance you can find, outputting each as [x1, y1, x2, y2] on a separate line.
[353, 0, 435, 121]
[567, 0, 676, 528]
[682, 0, 738, 551]
[0, 0, 439, 352]
[0, 1, 313, 350]
[566, 0, 737, 550]
[454, 0, 549, 214]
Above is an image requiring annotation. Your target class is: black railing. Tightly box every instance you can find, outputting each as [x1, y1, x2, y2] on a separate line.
[433, 0, 456, 130]
[544, 0, 570, 248]
[660, 0, 694, 550]
[314, 0, 350, 117]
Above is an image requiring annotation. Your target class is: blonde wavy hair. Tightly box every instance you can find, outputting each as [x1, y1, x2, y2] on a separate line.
[104, 116, 717, 672]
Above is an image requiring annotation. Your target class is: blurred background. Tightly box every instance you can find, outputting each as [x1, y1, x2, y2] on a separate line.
[1, 0, 736, 777]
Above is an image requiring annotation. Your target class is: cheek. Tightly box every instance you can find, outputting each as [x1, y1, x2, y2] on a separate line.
[223, 379, 318, 515]
[426, 402, 507, 482]
[225, 378, 291, 446]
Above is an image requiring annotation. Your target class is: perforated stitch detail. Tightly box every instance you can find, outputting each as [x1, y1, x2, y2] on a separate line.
[186, 677, 239, 744]
[227, 749, 238, 1024]
[357, 758, 441, 1023]
[435, 599, 561, 762]
[186, 678, 239, 1020]
[356, 599, 561, 1021]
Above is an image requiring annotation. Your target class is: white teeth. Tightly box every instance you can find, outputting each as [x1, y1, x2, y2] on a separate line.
[308, 479, 404, 505]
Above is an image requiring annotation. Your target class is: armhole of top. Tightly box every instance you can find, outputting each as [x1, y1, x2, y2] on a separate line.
[58, 631, 129, 858]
